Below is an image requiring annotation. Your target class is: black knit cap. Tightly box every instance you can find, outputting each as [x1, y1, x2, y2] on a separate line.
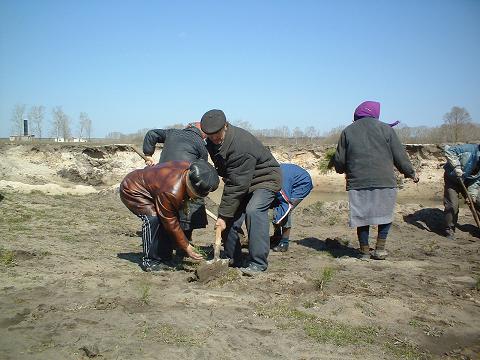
[188, 159, 219, 197]
[200, 109, 227, 134]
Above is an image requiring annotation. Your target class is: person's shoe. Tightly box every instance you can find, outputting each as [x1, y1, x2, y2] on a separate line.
[270, 235, 282, 249]
[141, 260, 174, 272]
[444, 229, 455, 241]
[371, 249, 388, 260]
[240, 263, 265, 276]
[272, 242, 289, 252]
[358, 245, 371, 260]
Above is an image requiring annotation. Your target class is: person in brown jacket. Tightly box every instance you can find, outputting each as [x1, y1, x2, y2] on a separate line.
[120, 159, 219, 272]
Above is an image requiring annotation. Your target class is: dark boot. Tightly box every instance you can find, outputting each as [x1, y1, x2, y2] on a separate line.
[272, 240, 289, 252]
[359, 244, 371, 260]
[371, 238, 387, 260]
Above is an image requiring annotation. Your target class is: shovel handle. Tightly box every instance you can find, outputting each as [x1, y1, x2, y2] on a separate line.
[214, 226, 222, 260]
[459, 178, 480, 229]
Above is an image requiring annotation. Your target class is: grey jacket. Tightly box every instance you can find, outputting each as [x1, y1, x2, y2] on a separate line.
[206, 124, 281, 218]
[143, 127, 208, 163]
[333, 117, 415, 190]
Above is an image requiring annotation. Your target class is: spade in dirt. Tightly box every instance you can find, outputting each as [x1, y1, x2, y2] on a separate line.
[194, 226, 230, 283]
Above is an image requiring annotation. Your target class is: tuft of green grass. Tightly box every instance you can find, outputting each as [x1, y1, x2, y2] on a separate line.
[192, 245, 209, 259]
[314, 267, 335, 291]
[0, 248, 15, 266]
[303, 201, 325, 216]
[318, 148, 336, 174]
[384, 338, 431, 360]
[304, 318, 378, 346]
[255, 304, 378, 346]
[155, 324, 200, 346]
[139, 283, 151, 305]
[216, 268, 241, 286]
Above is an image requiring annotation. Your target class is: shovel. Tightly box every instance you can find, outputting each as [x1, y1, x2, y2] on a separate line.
[194, 226, 229, 283]
[458, 178, 480, 229]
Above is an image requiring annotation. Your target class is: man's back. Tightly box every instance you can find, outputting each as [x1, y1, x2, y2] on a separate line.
[143, 127, 208, 163]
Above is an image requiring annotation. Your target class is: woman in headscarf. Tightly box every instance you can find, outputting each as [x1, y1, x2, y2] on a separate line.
[333, 101, 419, 260]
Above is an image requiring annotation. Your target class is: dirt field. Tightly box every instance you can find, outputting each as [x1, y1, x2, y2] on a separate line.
[0, 142, 479, 360]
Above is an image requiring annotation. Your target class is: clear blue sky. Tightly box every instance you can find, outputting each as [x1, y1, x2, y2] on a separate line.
[1, 0, 479, 138]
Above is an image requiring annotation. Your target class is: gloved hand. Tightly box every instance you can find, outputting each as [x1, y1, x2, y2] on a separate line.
[454, 168, 463, 178]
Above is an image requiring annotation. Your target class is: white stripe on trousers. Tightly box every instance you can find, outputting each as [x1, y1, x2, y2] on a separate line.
[139, 214, 153, 265]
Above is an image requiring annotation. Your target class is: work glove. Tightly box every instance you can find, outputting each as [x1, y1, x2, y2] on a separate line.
[454, 168, 463, 178]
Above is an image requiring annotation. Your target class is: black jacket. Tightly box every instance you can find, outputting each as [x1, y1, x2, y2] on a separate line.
[206, 124, 281, 218]
[143, 127, 208, 163]
[333, 117, 415, 190]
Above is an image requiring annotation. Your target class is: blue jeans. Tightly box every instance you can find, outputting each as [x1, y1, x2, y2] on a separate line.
[223, 189, 276, 271]
[357, 223, 392, 246]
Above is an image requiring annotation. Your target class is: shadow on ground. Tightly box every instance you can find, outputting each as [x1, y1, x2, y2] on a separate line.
[457, 223, 480, 239]
[117, 252, 143, 268]
[404, 207, 480, 239]
[297, 237, 360, 258]
[403, 208, 445, 236]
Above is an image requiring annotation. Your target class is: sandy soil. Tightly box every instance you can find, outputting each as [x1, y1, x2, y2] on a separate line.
[0, 142, 479, 360]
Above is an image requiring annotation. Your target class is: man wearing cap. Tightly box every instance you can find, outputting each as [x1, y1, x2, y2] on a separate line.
[142, 123, 210, 252]
[200, 109, 281, 274]
[120, 159, 219, 272]
[443, 143, 480, 240]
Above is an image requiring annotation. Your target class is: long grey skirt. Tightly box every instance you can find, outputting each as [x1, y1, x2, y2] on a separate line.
[348, 187, 397, 228]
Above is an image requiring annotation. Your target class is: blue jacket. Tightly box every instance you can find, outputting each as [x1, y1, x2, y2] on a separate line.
[444, 144, 480, 183]
[272, 163, 313, 225]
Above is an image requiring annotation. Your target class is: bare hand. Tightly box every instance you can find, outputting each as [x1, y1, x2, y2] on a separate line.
[215, 218, 226, 231]
[185, 245, 203, 261]
[144, 156, 155, 166]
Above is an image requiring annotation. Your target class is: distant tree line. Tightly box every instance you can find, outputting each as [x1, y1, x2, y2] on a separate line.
[103, 105, 479, 146]
[10, 104, 92, 140]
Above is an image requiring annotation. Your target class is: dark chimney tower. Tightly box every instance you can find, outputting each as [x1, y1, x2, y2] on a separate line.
[23, 119, 28, 136]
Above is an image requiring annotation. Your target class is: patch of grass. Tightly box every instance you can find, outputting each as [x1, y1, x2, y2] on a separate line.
[422, 239, 440, 256]
[0, 248, 15, 266]
[255, 304, 377, 346]
[216, 268, 241, 286]
[155, 324, 200, 346]
[327, 215, 338, 225]
[318, 148, 336, 174]
[304, 318, 377, 346]
[408, 319, 422, 328]
[139, 282, 151, 305]
[303, 201, 325, 216]
[313, 267, 335, 291]
[384, 338, 431, 360]
[192, 245, 209, 259]
[303, 300, 315, 309]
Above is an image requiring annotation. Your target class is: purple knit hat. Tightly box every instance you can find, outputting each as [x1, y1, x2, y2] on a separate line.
[353, 101, 380, 121]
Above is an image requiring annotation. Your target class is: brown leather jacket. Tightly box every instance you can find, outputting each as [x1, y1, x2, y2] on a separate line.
[120, 161, 191, 250]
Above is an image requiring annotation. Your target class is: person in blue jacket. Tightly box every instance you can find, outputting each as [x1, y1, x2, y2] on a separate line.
[443, 143, 480, 239]
[270, 163, 313, 252]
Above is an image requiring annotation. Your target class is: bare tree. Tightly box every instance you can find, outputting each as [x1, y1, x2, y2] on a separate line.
[443, 106, 472, 143]
[85, 116, 92, 140]
[51, 107, 71, 140]
[79, 112, 92, 139]
[305, 126, 318, 144]
[233, 120, 253, 132]
[292, 127, 304, 145]
[11, 104, 26, 135]
[29, 105, 45, 138]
